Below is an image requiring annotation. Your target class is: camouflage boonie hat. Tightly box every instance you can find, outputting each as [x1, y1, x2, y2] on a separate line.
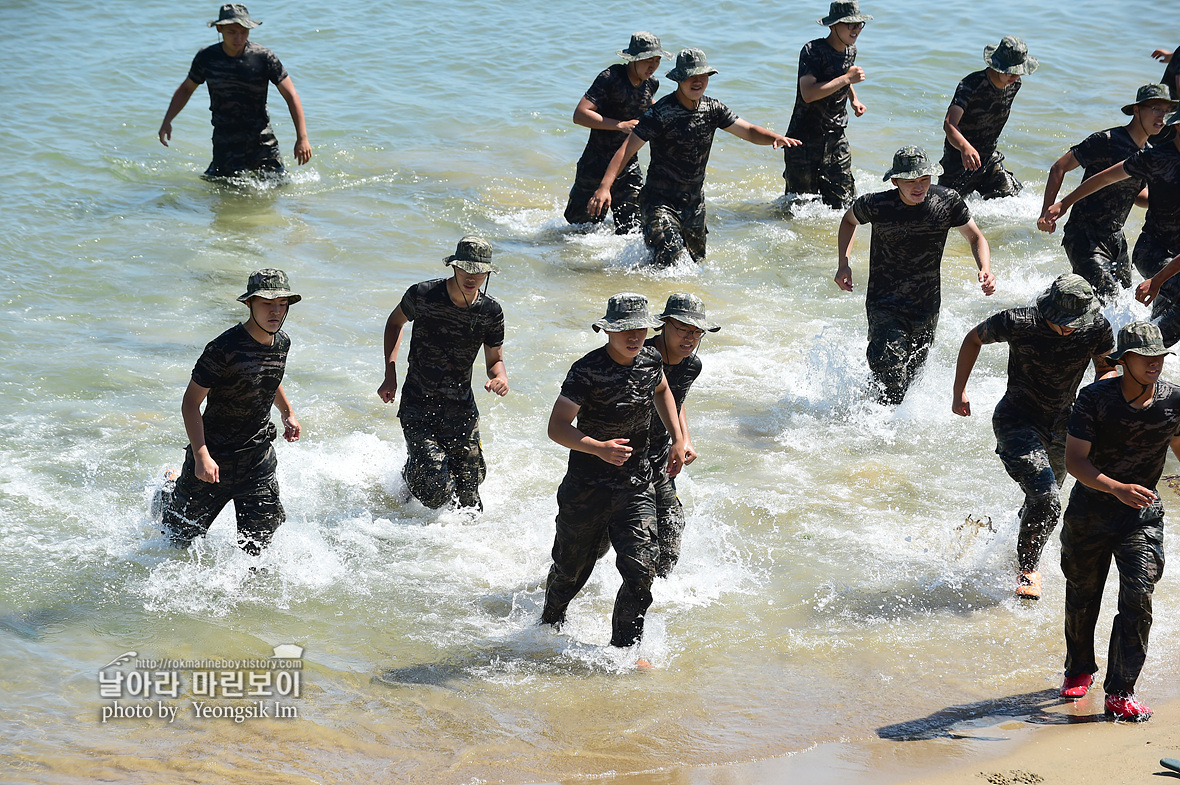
[1122, 83, 1178, 116]
[882, 146, 942, 181]
[238, 268, 301, 303]
[1109, 321, 1174, 362]
[443, 235, 500, 274]
[658, 293, 720, 333]
[984, 36, 1038, 75]
[1036, 274, 1097, 329]
[209, 3, 260, 28]
[592, 293, 663, 333]
[818, 0, 872, 25]
[617, 32, 672, 62]
[666, 49, 718, 82]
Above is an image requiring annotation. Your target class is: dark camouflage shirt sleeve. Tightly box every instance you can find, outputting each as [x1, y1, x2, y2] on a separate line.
[644, 337, 703, 451]
[191, 323, 288, 456]
[634, 94, 738, 199]
[979, 308, 1115, 425]
[1163, 47, 1180, 99]
[560, 345, 664, 488]
[397, 278, 505, 421]
[786, 38, 856, 137]
[856, 185, 970, 317]
[1066, 127, 1146, 236]
[1122, 143, 1180, 244]
[187, 41, 287, 134]
[1068, 377, 1180, 491]
[580, 64, 658, 165]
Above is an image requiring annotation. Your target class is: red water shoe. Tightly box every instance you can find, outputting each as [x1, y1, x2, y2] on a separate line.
[1104, 692, 1152, 722]
[1060, 673, 1092, 699]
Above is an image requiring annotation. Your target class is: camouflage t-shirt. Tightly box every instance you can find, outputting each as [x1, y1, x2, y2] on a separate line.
[1068, 377, 1180, 494]
[188, 41, 288, 135]
[1122, 141, 1180, 245]
[1066, 126, 1147, 237]
[644, 336, 703, 454]
[580, 63, 658, 168]
[852, 185, 971, 317]
[634, 93, 738, 200]
[1163, 46, 1180, 99]
[787, 38, 856, 137]
[191, 323, 288, 457]
[978, 306, 1114, 426]
[397, 278, 505, 422]
[940, 70, 1021, 175]
[560, 345, 664, 489]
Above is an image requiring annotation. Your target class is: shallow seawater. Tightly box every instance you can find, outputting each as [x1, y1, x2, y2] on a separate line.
[2, 0, 1179, 782]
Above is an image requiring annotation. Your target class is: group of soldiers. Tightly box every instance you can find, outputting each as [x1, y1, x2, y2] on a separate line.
[155, 2, 1180, 724]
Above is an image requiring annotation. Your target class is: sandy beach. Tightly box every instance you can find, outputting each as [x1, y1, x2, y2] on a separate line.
[901, 696, 1180, 785]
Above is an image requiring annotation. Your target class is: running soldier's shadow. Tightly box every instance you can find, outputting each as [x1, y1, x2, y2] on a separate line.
[877, 688, 1105, 741]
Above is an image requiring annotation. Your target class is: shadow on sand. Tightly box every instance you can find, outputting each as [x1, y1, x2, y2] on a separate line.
[877, 688, 1106, 741]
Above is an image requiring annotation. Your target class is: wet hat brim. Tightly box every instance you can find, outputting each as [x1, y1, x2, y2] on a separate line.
[883, 162, 942, 181]
[618, 48, 673, 62]
[238, 289, 301, 304]
[444, 257, 500, 274]
[209, 17, 260, 28]
[1109, 345, 1174, 361]
[666, 66, 718, 82]
[1036, 292, 1095, 329]
[659, 312, 721, 332]
[818, 13, 873, 24]
[1122, 97, 1178, 115]
[984, 48, 1038, 75]
[592, 315, 664, 333]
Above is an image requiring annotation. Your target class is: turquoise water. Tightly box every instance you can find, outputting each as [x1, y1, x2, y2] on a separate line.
[2, 0, 1179, 782]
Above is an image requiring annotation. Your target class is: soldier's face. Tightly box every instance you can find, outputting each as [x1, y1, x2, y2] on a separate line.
[630, 57, 661, 82]
[605, 328, 648, 364]
[1046, 320, 1076, 336]
[835, 21, 863, 45]
[987, 69, 1020, 89]
[892, 176, 931, 206]
[218, 23, 250, 56]
[679, 74, 709, 103]
[1134, 100, 1172, 135]
[664, 319, 704, 358]
[248, 296, 289, 332]
[453, 268, 489, 297]
[1122, 352, 1164, 383]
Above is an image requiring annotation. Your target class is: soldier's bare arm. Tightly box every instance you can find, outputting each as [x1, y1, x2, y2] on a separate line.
[547, 395, 632, 466]
[588, 132, 647, 217]
[377, 306, 408, 403]
[159, 78, 199, 147]
[276, 76, 311, 165]
[653, 374, 684, 478]
[573, 96, 638, 133]
[181, 380, 218, 483]
[1038, 150, 1080, 231]
[1066, 434, 1156, 509]
[957, 220, 995, 295]
[834, 209, 860, 291]
[952, 325, 986, 417]
[483, 344, 509, 396]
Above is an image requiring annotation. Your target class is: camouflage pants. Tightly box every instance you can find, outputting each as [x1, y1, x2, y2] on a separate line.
[782, 131, 855, 210]
[993, 408, 1067, 572]
[541, 477, 658, 647]
[205, 125, 284, 178]
[163, 443, 284, 556]
[401, 415, 486, 510]
[866, 308, 939, 405]
[1061, 225, 1130, 305]
[1061, 492, 1165, 695]
[640, 190, 707, 267]
[648, 445, 686, 578]
[565, 158, 642, 234]
[1132, 231, 1180, 347]
[939, 150, 1022, 200]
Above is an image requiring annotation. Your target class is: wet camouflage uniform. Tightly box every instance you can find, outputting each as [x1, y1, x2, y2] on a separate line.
[644, 336, 702, 578]
[1062, 378, 1180, 695]
[163, 324, 289, 555]
[565, 64, 658, 233]
[397, 279, 504, 510]
[542, 345, 664, 647]
[1162, 47, 1180, 100]
[188, 40, 287, 177]
[633, 94, 738, 267]
[1060, 128, 1147, 303]
[976, 308, 1114, 572]
[1123, 144, 1180, 344]
[939, 70, 1022, 199]
[784, 38, 858, 209]
[852, 184, 970, 404]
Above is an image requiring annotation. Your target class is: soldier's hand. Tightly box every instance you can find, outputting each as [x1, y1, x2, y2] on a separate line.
[597, 438, 632, 466]
[294, 136, 312, 166]
[773, 134, 802, 149]
[834, 264, 854, 292]
[618, 119, 639, 132]
[960, 144, 981, 171]
[1136, 278, 1160, 305]
[952, 392, 971, 417]
[158, 121, 173, 147]
[666, 440, 686, 478]
[1039, 203, 1064, 233]
[683, 440, 697, 465]
[282, 412, 301, 442]
[846, 65, 865, 85]
[1113, 482, 1156, 509]
[195, 451, 220, 484]
[485, 376, 509, 396]
[377, 371, 398, 403]
[851, 99, 867, 118]
[979, 270, 996, 296]
[587, 186, 612, 218]
[1152, 49, 1173, 63]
